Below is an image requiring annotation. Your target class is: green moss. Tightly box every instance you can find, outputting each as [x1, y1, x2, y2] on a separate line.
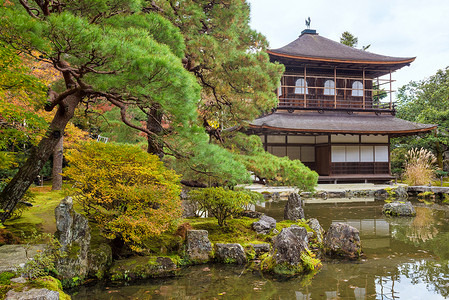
[259, 250, 321, 277]
[187, 217, 312, 247]
[109, 255, 179, 281]
[4, 187, 67, 236]
[0, 272, 15, 299]
[28, 276, 71, 300]
[0, 272, 15, 285]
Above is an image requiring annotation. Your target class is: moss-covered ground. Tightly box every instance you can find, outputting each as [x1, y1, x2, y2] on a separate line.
[3, 184, 68, 237]
[185, 217, 312, 247]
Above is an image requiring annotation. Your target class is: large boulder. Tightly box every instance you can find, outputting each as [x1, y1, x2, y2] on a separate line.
[323, 223, 362, 259]
[54, 196, 91, 281]
[186, 230, 212, 263]
[214, 243, 247, 265]
[308, 218, 324, 244]
[252, 215, 276, 234]
[383, 201, 416, 216]
[272, 225, 309, 266]
[284, 193, 305, 220]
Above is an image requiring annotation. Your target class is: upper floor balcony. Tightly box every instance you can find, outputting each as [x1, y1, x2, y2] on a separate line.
[276, 72, 396, 114]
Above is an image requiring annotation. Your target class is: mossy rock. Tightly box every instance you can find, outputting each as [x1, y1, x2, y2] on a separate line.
[5, 276, 70, 300]
[109, 256, 179, 281]
[88, 243, 113, 280]
[259, 252, 320, 277]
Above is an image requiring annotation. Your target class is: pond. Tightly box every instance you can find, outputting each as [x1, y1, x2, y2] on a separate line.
[69, 198, 449, 299]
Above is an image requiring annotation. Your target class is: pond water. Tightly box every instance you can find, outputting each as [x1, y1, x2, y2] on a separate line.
[69, 198, 449, 299]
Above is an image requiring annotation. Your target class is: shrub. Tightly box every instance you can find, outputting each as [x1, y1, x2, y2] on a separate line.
[189, 187, 262, 227]
[404, 148, 436, 186]
[64, 142, 182, 252]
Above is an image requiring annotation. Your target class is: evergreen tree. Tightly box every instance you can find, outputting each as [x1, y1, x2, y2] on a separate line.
[396, 67, 449, 168]
[0, 0, 201, 221]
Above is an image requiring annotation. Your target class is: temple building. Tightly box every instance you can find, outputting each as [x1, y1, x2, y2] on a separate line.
[248, 29, 437, 183]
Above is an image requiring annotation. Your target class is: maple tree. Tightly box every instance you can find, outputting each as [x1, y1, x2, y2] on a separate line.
[64, 142, 182, 252]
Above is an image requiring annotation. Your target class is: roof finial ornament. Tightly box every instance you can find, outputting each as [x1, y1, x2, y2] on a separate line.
[305, 17, 311, 29]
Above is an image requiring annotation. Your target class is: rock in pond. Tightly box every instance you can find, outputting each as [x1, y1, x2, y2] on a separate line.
[109, 256, 178, 281]
[323, 223, 362, 259]
[383, 201, 416, 216]
[54, 196, 91, 281]
[272, 225, 309, 266]
[87, 243, 113, 280]
[308, 218, 324, 244]
[252, 215, 276, 234]
[251, 243, 270, 256]
[186, 230, 212, 263]
[214, 243, 247, 265]
[284, 193, 305, 221]
[241, 210, 264, 219]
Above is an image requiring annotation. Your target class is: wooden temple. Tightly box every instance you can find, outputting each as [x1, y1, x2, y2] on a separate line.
[248, 29, 437, 183]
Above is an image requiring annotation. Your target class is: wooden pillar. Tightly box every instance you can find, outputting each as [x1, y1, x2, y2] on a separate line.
[304, 65, 307, 108]
[376, 76, 380, 107]
[389, 70, 393, 109]
[362, 68, 366, 109]
[328, 133, 332, 175]
[334, 67, 337, 108]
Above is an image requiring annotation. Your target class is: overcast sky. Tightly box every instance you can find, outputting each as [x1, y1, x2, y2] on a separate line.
[247, 0, 449, 95]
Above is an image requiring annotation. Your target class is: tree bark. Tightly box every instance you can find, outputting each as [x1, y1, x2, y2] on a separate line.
[146, 103, 164, 158]
[0, 92, 83, 222]
[51, 135, 64, 190]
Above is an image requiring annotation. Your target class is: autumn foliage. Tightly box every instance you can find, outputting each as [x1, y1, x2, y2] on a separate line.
[64, 142, 182, 252]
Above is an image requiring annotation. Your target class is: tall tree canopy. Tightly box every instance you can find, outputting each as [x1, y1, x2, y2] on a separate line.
[0, 0, 287, 221]
[0, 0, 203, 221]
[396, 67, 449, 167]
[147, 0, 283, 138]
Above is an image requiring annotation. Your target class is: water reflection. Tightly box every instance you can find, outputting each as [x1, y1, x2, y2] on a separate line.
[70, 199, 449, 299]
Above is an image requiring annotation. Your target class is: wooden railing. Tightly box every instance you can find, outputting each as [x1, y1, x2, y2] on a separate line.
[330, 162, 389, 175]
[277, 96, 394, 112]
[277, 73, 395, 112]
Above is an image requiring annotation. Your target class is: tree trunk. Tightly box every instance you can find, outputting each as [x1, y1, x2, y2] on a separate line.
[0, 92, 83, 222]
[146, 103, 164, 158]
[52, 135, 64, 190]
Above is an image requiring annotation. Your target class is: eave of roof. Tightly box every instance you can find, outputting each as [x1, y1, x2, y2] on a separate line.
[268, 32, 415, 66]
[249, 112, 437, 137]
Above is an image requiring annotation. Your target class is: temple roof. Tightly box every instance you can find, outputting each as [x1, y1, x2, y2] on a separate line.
[248, 112, 436, 137]
[268, 30, 415, 72]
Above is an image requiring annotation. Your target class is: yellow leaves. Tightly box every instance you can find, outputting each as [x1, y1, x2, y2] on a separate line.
[65, 141, 182, 251]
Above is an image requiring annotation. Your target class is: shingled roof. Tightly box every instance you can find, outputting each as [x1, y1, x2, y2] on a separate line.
[249, 112, 436, 137]
[268, 30, 415, 69]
